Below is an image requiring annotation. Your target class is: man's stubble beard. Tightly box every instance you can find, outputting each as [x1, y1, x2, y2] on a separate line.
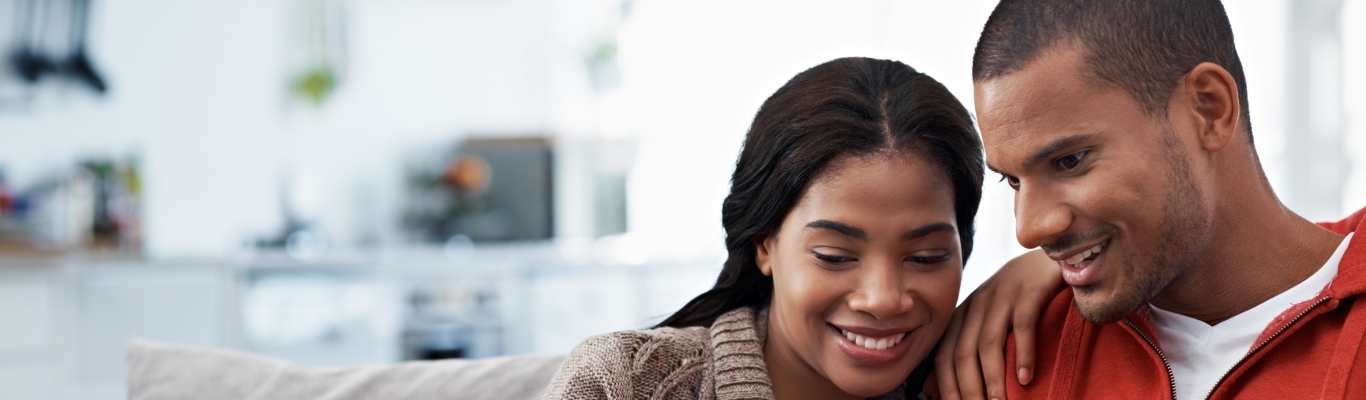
[1074, 128, 1214, 324]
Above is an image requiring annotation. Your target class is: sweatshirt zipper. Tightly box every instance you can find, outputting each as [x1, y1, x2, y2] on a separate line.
[1123, 318, 1178, 400]
[1201, 295, 1332, 400]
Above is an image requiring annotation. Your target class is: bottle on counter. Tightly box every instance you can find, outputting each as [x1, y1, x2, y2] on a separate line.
[0, 169, 13, 217]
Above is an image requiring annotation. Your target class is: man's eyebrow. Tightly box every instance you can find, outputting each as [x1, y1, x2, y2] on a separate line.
[903, 223, 957, 241]
[804, 220, 867, 241]
[1023, 133, 1099, 169]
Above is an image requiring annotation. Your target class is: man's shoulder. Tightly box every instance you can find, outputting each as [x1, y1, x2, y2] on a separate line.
[1005, 288, 1077, 379]
[1005, 289, 1172, 398]
[1319, 205, 1366, 235]
[1025, 289, 1161, 354]
[1018, 287, 1083, 344]
[1321, 207, 1366, 298]
[1040, 287, 1078, 324]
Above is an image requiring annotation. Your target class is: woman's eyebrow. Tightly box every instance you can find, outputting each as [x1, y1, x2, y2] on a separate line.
[803, 220, 956, 242]
[902, 223, 956, 241]
[804, 220, 866, 241]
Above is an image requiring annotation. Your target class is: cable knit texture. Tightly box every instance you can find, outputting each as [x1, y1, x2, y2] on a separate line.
[542, 307, 908, 400]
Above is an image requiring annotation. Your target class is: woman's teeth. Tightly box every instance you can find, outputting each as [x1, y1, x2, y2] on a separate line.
[840, 329, 907, 350]
[1065, 242, 1105, 267]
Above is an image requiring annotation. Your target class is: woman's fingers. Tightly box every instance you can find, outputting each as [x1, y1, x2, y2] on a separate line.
[1011, 249, 1061, 386]
[977, 286, 1016, 400]
[1012, 304, 1038, 386]
[952, 290, 992, 400]
[935, 305, 968, 400]
[942, 249, 1061, 399]
[924, 369, 940, 397]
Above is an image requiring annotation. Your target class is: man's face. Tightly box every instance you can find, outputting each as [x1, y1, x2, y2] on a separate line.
[974, 46, 1214, 323]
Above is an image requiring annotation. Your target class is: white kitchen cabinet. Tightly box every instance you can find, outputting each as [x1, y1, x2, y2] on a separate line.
[0, 245, 722, 400]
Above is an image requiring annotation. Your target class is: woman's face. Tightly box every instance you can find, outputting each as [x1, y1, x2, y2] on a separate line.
[757, 152, 962, 397]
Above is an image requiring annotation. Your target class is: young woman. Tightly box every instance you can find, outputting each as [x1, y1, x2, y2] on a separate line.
[543, 57, 984, 399]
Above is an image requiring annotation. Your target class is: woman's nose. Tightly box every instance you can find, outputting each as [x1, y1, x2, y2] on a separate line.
[848, 261, 914, 320]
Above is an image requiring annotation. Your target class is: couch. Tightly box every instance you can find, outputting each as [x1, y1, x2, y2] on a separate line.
[126, 339, 565, 400]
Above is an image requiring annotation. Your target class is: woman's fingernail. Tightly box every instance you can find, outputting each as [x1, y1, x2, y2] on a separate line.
[1018, 367, 1032, 385]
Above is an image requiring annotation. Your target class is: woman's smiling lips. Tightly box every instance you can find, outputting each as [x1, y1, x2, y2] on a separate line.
[828, 323, 917, 366]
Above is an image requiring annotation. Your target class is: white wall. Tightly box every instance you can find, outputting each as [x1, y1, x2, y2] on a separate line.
[1342, 0, 1366, 216]
[0, 0, 1359, 301]
[614, 0, 1315, 301]
[0, 0, 609, 257]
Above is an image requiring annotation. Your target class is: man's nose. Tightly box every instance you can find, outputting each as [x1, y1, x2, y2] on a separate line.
[848, 260, 914, 320]
[1015, 183, 1072, 249]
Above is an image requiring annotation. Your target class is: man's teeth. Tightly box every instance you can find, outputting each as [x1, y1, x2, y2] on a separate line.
[1066, 243, 1105, 266]
[841, 329, 907, 350]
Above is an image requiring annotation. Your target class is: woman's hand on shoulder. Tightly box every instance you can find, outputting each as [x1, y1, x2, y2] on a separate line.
[928, 249, 1062, 400]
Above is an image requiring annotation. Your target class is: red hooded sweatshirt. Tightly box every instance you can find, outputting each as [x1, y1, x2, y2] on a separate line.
[1006, 206, 1366, 399]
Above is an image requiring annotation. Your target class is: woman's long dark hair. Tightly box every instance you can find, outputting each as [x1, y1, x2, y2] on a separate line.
[656, 57, 984, 329]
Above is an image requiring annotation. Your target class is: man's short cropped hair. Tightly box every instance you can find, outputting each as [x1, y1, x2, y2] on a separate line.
[973, 0, 1252, 138]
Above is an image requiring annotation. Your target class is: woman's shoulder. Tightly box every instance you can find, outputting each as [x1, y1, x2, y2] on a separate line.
[542, 325, 712, 400]
[574, 325, 712, 365]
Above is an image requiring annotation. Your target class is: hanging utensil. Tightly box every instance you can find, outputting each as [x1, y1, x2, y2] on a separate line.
[58, 0, 104, 93]
[9, 0, 56, 83]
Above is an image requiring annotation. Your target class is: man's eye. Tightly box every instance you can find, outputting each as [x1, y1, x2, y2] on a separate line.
[999, 175, 1020, 190]
[1055, 150, 1089, 171]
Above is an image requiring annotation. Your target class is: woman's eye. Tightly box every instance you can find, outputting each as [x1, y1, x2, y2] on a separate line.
[907, 253, 951, 265]
[812, 251, 855, 264]
[1055, 150, 1089, 171]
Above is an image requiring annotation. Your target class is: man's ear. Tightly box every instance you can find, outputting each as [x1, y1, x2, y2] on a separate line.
[1182, 62, 1240, 153]
[755, 235, 775, 277]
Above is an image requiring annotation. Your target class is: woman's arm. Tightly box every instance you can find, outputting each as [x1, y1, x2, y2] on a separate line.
[543, 328, 709, 400]
[542, 333, 638, 400]
[929, 250, 1063, 400]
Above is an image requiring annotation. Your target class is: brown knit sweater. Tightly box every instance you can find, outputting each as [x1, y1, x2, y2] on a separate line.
[542, 307, 909, 400]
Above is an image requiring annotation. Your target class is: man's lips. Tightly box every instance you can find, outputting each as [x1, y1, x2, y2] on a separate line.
[1047, 239, 1109, 267]
[1053, 239, 1109, 286]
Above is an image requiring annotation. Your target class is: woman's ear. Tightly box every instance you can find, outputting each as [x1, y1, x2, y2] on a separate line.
[755, 236, 776, 276]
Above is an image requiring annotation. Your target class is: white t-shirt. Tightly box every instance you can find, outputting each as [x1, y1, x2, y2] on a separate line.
[1150, 232, 1353, 400]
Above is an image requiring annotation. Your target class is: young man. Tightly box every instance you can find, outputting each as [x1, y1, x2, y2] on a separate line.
[936, 0, 1366, 399]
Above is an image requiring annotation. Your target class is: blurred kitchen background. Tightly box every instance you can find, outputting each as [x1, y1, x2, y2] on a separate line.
[0, 0, 1363, 398]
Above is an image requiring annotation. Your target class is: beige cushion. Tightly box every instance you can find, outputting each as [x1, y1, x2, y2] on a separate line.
[127, 338, 564, 400]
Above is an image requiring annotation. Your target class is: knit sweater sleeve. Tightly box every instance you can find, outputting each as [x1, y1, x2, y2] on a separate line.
[542, 332, 639, 400]
[542, 327, 710, 400]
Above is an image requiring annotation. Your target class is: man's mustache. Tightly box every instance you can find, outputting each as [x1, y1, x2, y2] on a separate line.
[1040, 225, 1117, 255]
